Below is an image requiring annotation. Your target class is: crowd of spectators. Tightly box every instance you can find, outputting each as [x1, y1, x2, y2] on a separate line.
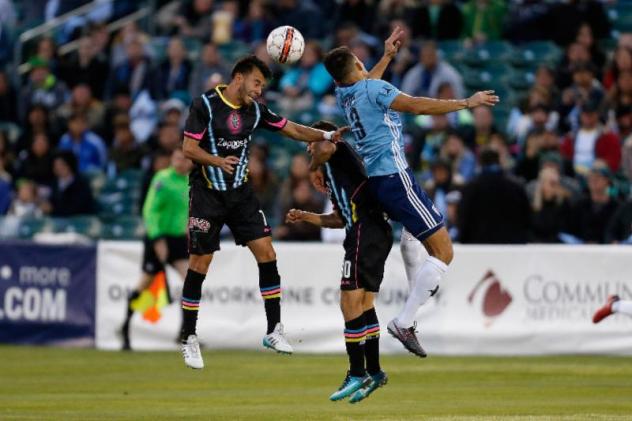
[0, 0, 631, 245]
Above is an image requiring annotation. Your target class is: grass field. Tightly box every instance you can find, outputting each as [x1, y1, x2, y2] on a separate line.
[1, 346, 632, 420]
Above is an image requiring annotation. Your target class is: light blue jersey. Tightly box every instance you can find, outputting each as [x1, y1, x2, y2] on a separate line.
[335, 79, 406, 177]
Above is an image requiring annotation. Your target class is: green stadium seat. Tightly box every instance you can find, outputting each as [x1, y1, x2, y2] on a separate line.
[100, 170, 143, 195]
[218, 41, 250, 62]
[97, 191, 140, 217]
[50, 216, 101, 238]
[183, 37, 202, 60]
[437, 40, 465, 63]
[16, 218, 50, 239]
[611, 4, 632, 33]
[508, 41, 561, 68]
[505, 68, 536, 91]
[462, 41, 514, 67]
[149, 38, 169, 62]
[100, 216, 145, 240]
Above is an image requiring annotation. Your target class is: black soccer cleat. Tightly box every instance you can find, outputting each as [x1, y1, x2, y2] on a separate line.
[387, 319, 427, 358]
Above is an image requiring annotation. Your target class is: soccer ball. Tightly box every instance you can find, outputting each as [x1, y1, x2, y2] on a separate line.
[266, 26, 305, 64]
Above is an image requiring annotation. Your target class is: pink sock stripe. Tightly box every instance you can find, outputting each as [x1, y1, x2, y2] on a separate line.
[344, 330, 367, 338]
[184, 129, 206, 140]
[182, 299, 200, 307]
[261, 288, 281, 296]
[365, 326, 380, 334]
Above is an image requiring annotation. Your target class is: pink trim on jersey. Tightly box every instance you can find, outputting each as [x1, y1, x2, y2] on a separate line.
[184, 128, 207, 140]
[266, 117, 287, 129]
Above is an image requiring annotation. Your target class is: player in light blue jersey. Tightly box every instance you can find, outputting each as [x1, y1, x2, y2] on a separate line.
[323, 31, 499, 357]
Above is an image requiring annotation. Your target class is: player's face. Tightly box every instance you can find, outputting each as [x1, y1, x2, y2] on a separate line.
[240, 68, 266, 104]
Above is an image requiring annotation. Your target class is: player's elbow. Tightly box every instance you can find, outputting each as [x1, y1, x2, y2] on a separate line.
[182, 139, 196, 159]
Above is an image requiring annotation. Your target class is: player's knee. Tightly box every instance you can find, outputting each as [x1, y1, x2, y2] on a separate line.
[188, 254, 212, 274]
[258, 248, 276, 263]
[439, 244, 454, 265]
[340, 291, 364, 319]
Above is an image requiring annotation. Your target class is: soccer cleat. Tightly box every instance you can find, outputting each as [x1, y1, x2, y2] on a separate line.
[593, 295, 620, 324]
[387, 319, 427, 358]
[329, 372, 371, 401]
[262, 323, 293, 354]
[181, 334, 204, 369]
[349, 371, 388, 404]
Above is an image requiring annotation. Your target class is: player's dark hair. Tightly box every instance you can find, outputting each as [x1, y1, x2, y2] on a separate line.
[231, 55, 272, 80]
[324, 46, 356, 82]
[311, 120, 338, 132]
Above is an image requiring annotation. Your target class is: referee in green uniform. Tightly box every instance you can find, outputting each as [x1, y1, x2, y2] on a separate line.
[121, 148, 193, 350]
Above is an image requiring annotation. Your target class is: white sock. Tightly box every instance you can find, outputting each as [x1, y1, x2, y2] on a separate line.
[400, 228, 425, 292]
[396, 256, 448, 328]
[612, 300, 632, 317]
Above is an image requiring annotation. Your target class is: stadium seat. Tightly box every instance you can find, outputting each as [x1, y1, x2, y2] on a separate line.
[100, 216, 145, 240]
[437, 40, 465, 63]
[16, 218, 50, 239]
[183, 37, 202, 60]
[509, 41, 561, 68]
[100, 170, 143, 195]
[50, 216, 101, 238]
[462, 41, 514, 67]
[97, 191, 140, 217]
[218, 41, 250, 62]
[611, 4, 632, 33]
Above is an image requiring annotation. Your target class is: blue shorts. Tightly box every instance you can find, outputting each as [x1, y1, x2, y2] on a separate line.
[368, 168, 444, 241]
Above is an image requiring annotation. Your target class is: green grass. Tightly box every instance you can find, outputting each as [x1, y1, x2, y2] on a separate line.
[1, 346, 632, 420]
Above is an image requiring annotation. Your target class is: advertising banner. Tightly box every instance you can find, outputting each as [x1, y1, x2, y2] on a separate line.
[96, 242, 632, 355]
[0, 241, 97, 346]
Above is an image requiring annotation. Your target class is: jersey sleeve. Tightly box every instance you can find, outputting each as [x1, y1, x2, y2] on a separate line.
[257, 102, 288, 131]
[366, 79, 401, 109]
[183, 97, 209, 141]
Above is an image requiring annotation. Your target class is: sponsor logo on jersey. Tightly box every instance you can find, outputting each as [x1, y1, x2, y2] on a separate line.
[227, 110, 242, 135]
[217, 137, 248, 150]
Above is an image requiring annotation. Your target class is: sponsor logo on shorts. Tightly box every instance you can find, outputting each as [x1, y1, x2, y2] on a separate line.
[189, 217, 211, 232]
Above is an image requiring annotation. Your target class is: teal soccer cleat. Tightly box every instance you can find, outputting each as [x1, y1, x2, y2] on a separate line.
[329, 372, 370, 401]
[349, 371, 388, 403]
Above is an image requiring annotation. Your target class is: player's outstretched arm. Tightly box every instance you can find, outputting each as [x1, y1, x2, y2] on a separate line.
[308, 141, 337, 171]
[182, 137, 240, 174]
[286, 208, 345, 229]
[390, 90, 500, 115]
[280, 121, 349, 143]
[367, 26, 403, 80]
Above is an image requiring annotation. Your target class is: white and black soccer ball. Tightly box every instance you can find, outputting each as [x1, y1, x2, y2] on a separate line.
[266, 25, 305, 64]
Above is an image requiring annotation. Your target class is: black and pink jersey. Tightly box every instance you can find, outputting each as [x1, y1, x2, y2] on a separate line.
[184, 85, 287, 191]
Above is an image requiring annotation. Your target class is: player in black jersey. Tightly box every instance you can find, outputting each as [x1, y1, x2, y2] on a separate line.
[286, 121, 393, 403]
[179, 55, 347, 369]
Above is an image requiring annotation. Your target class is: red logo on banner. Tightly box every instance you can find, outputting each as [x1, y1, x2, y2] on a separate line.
[468, 270, 512, 324]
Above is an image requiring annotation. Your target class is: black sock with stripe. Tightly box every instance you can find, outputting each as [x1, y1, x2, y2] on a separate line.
[180, 269, 205, 341]
[259, 261, 281, 334]
[344, 315, 367, 377]
[363, 307, 381, 375]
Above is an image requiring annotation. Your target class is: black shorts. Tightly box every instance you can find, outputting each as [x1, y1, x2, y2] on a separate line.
[142, 235, 188, 275]
[188, 182, 271, 255]
[340, 218, 393, 293]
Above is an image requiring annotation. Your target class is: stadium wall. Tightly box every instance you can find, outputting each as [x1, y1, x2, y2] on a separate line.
[95, 242, 632, 355]
[1, 240, 631, 354]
